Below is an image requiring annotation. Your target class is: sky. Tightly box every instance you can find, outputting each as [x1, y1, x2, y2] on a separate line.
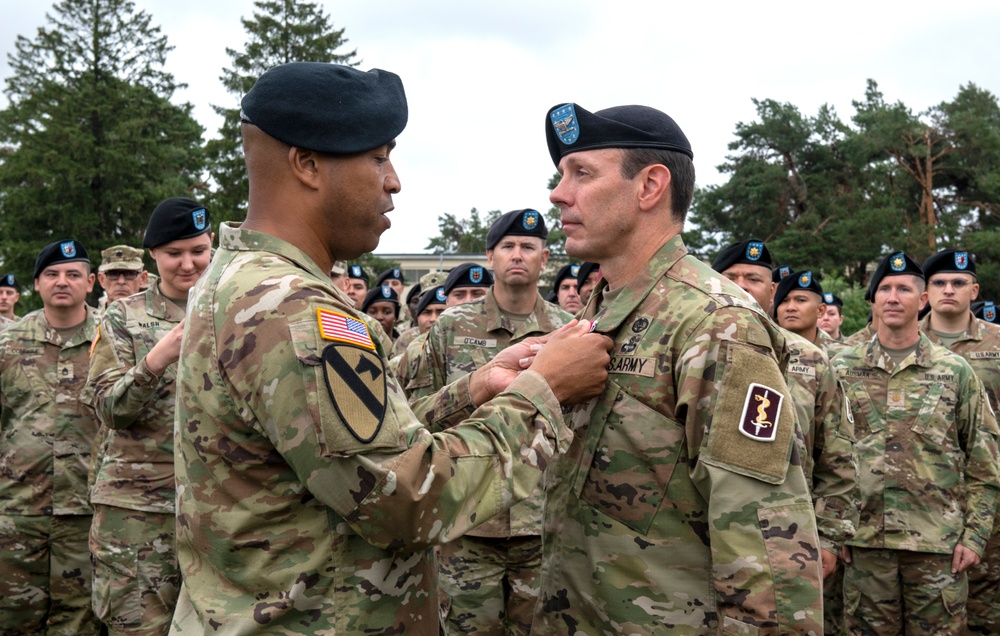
[2, 0, 1000, 255]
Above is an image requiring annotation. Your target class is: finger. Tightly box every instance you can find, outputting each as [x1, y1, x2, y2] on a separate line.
[952, 550, 963, 574]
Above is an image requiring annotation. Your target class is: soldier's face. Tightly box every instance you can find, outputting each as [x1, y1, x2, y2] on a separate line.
[927, 272, 978, 317]
[150, 233, 213, 299]
[318, 142, 400, 259]
[417, 305, 446, 333]
[0, 287, 20, 315]
[721, 264, 774, 313]
[384, 279, 404, 296]
[776, 290, 824, 334]
[447, 287, 487, 307]
[874, 275, 927, 330]
[98, 269, 146, 301]
[365, 301, 396, 334]
[818, 305, 844, 335]
[487, 237, 548, 289]
[578, 271, 601, 302]
[551, 149, 636, 263]
[35, 262, 94, 309]
[556, 279, 582, 313]
[346, 280, 368, 308]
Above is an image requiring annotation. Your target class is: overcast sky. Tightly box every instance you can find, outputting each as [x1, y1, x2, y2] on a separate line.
[3, 0, 999, 254]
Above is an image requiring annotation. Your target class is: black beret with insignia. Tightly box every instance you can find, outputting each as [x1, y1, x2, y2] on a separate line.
[443, 263, 493, 295]
[546, 103, 693, 167]
[0, 274, 18, 289]
[376, 268, 404, 286]
[361, 285, 400, 316]
[711, 239, 773, 273]
[143, 197, 211, 248]
[551, 263, 580, 295]
[973, 300, 997, 323]
[867, 251, 925, 300]
[923, 248, 976, 280]
[485, 209, 548, 251]
[416, 286, 448, 316]
[823, 292, 843, 309]
[346, 265, 370, 285]
[773, 270, 824, 315]
[34, 239, 90, 279]
[405, 284, 422, 306]
[241, 62, 407, 155]
[772, 265, 793, 283]
[575, 262, 600, 292]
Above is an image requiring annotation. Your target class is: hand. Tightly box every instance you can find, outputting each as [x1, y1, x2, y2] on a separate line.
[469, 333, 552, 405]
[821, 548, 838, 579]
[952, 543, 980, 573]
[530, 320, 612, 405]
[839, 545, 852, 564]
[144, 319, 185, 377]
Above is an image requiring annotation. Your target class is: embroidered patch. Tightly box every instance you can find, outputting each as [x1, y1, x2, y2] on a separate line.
[607, 356, 655, 377]
[470, 267, 484, 284]
[631, 317, 649, 333]
[381, 285, 392, 299]
[322, 344, 386, 443]
[317, 308, 374, 350]
[890, 253, 906, 272]
[777, 266, 791, 280]
[824, 292, 834, 304]
[435, 288, 447, 303]
[550, 104, 579, 145]
[985, 302, 996, 322]
[192, 208, 207, 230]
[955, 251, 969, 269]
[60, 241, 76, 257]
[570, 264, 580, 277]
[739, 383, 783, 442]
[798, 271, 812, 288]
[619, 335, 641, 354]
[453, 336, 497, 348]
[746, 241, 764, 261]
[522, 210, 540, 230]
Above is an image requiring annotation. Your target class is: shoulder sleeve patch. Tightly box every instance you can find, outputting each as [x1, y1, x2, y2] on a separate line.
[321, 343, 386, 443]
[317, 308, 375, 350]
[89, 325, 101, 357]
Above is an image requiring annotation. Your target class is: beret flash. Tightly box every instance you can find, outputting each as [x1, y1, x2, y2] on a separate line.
[867, 251, 925, 300]
[241, 62, 407, 154]
[0, 274, 18, 289]
[551, 263, 580, 295]
[711, 239, 774, 273]
[416, 286, 448, 316]
[34, 239, 90, 279]
[773, 270, 824, 316]
[973, 300, 997, 323]
[376, 268, 405, 286]
[443, 263, 493, 295]
[346, 265, 370, 284]
[143, 198, 211, 248]
[922, 248, 976, 280]
[485, 209, 548, 251]
[772, 266, 793, 283]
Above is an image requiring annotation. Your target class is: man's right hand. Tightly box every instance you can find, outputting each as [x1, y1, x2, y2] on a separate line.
[530, 320, 612, 405]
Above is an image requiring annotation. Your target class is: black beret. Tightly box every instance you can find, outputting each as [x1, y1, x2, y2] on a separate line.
[405, 284, 422, 306]
[346, 265, 370, 284]
[923, 248, 976, 280]
[711, 240, 773, 273]
[241, 62, 407, 155]
[34, 240, 89, 278]
[772, 265, 793, 283]
[575, 262, 601, 292]
[361, 285, 400, 315]
[867, 251, 925, 300]
[546, 103, 693, 167]
[773, 270, 825, 316]
[376, 268, 404, 286]
[551, 263, 580, 295]
[822, 292, 843, 309]
[443, 263, 493, 295]
[143, 197, 211, 248]
[485, 209, 548, 251]
[416, 286, 448, 316]
[973, 300, 998, 323]
[0, 274, 18, 289]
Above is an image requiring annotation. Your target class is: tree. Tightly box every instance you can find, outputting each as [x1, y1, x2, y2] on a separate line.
[205, 0, 357, 221]
[425, 208, 502, 255]
[0, 0, 203, 305]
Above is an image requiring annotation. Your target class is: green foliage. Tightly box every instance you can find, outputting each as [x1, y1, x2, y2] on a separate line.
[0, 0, 204, 304]
[356, 254, 400, 282]
[205, 0, 357, 223]
[424, 207, 502, 255]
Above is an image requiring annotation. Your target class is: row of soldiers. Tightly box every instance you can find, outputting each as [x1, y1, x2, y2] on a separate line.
[0, 59, 998, 636]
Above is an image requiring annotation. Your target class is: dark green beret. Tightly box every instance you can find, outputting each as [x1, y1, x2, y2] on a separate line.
[551, 263, 580, 295]
[241, 62, 407, 154]
[416, 286, 447, 316]
[376, 268, 404, 286]
[546, 103, 693, 166]
[34, 240, 89, 278]
[867, 251, 924, 300]
[575, 262, 600, 292]
[774, 270, 824, 316]
[443, 263, 493, 295]
[0, 274, 18, 289]
[346, 265, 370, 285]
[711, 240, 773, 273]
[923, 248, 976, 279]
[143, 197, 211, 248]
[973, 300, 997, 323]
[485, 209, 548, 250]
[772, 266, 792, 283]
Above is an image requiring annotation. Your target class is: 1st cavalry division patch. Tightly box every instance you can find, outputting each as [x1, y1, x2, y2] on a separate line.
[322, 343, 387, 443]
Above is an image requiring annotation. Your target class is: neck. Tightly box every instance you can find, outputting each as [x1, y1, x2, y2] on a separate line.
[794, 326, 819, 343]
[0, 310, 13, 319]
[493, 283, 538, 314]
[601, 226, 677, 289]
[877, 322, 920, 349]
[44, 304, 87, 329]
[242, 213, 333, 277]
[928, 309, 971, 334]
[825, 327, 841, 339]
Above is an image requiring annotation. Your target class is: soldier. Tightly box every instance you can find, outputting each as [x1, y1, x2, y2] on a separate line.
[389, 270, 446, 360]
[0, 239, 102, 634]
[918, 248, 1000, 634]
[575, 261, 600, 304]
[97, 245, 147, 307]
[389, 282, 448, 393]
[361, 284, 400, 342]
[0, 274, 20, 330]
[712, 240, 857, 635]
[444, 262, 493, 306]
[550, 263, 582, 314]
[534, 102, 823, 634]
[832, 251, 1000, 635]
[169, 61, 613, 634]
[344, 264, 369, 308]
[375, 267, 405, 296]
[328, 260, 350, 293]
[773, 269, 838, 353]
[819, 292, 846, 342]
[409, 208, 572, 635]
[86, 198, 213, 636]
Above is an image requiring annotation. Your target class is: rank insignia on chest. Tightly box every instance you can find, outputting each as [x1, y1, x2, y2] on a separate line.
[317, 308, 375, 350]
[738, 383, 783, 442]
[322, 344, 386, 443]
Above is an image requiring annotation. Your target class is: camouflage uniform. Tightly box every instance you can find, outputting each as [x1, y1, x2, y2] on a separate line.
[532, 236, 824, 635]
[389, 324, 420, 359]
[0, 308, 102, 635]
[832, 334, 1000, 635]
[842, 323, 875, 350]
[388, 330, 427, 392]
[408, 290, 571, 635]
[170, 223, 572, 634]
[919, 313, 1000, 634]
[87, 279, 184, 635]
[0, 315, 14, 331]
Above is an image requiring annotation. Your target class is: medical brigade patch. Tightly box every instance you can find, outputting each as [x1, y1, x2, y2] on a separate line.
[322, 344, 386, 443]
[738, 383, 783, 442]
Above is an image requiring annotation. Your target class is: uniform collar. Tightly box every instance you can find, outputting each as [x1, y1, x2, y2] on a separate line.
[484, 287, 562, 335]
[864, 331, 934, 374]
[919, 310, 984, 343]
[145, 278, 187, 322]
[219, 222, 330, 284]
[31, 306, 99, 347]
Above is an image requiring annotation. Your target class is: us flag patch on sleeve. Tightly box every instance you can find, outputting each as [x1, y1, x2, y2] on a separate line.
[738, 383, 783, 442]
[317, 308, 375, 350]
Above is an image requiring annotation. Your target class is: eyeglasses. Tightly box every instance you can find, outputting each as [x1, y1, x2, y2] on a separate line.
[929, 279, 972, 290]
[104, 270, 140, 281]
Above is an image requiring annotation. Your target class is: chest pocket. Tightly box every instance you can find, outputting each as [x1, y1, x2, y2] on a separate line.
[4, 354, 53, 411]
[913, 382, 956, 447]
[844, 383, 883, 439]
[575, 380, 685, 535]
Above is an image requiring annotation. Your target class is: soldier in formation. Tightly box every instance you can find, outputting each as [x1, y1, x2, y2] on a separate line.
[0, 274, 20, 330]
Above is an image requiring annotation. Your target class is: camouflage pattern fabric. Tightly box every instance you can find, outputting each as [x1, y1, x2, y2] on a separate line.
[841, 323, 876, 350]
[532, 236, 824, 635]
[0, 314, 14, 331]
[388, 330, 427, 393]
[170, 222, 571, 634]
[390, 324, 420, 359]
[0, 308, 101, 633]
[844, 547, 967, 635]
[90, 505, 178, 635]
[919, 313, 1000, 634]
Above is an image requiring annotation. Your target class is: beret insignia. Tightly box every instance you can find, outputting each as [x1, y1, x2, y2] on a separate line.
[4, 275, 12, 285]
[824, 293, 834, 304]
[435, 288, 447, 302]
[891, 253, 906, 272]
[350, 266, 362, 278]
[778, 266, 791, 280]
[470, 267, 484, 284]
[570, 265, 580, 277]
[798, 271, 812, 287]
[985, 302, 996, 322]
[746, 241, 763, 261]
[61, 242, 76, 258]
[522, 210, 540, 230]
[549, 103, 579, 145]
[192, 209, 208, 231]
[393, 268, 401, 278]
[955, 251, 969, 269]
[381, 285, 392, 299]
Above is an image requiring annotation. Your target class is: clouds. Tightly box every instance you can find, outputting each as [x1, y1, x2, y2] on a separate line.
[3, 0, 999, 253]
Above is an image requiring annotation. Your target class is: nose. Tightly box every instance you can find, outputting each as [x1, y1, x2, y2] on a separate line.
[549, 172, 568, 207]
[385, 161, 401, 194]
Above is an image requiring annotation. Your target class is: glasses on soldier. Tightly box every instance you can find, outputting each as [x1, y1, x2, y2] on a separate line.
[929, 278, 971, 289]
[104, 270, 140, 281]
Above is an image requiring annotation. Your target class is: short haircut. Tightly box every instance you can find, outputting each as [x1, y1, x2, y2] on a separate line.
[620, 148, 696, 222]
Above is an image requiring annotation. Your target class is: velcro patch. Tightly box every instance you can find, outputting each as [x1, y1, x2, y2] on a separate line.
[787, 363, 815, 377]
[607, 356, 655, 377]
[453, 336, 497, 348]
[739, 383, 783, 442]
[317, 308, 374, 350]
[321, 343, 386, 443]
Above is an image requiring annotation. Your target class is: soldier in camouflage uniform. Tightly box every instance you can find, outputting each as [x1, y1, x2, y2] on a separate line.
[389, 270, 446, 360]
[0, 274, 20, 330]
[408, 209, 572, 635]
[820, 292, 846, 342]
[169, 62, 613, 634]
[87, 198, 214, 635]
[712, 239, 857, 636]
[533, 103, 824, 634]
[918, 248, 1000, 634]
[96, 245, 147, 307]
[832, 251, 1000, 635]
[0, 240, 101, 635]
[388, 282, 447, 383]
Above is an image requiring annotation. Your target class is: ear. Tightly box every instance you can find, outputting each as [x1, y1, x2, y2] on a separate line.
[540, 248, 550, 269]
[486, 249, 495, 269]
[86, 273, 96, 293]
[971, 283, 980, 301]
[288, 147, 322, 190]
[637, 164, 671, 212]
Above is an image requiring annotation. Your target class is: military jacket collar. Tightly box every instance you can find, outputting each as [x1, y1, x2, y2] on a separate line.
[24, 306, 99, 348]
[582, 235, 686, 333]
[219, 222, 330, 284]
[863, 332, 935, 374]
[484, 288, 562, 335]
[143, 278, 187, 322]
[919, 311, 986, 343]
